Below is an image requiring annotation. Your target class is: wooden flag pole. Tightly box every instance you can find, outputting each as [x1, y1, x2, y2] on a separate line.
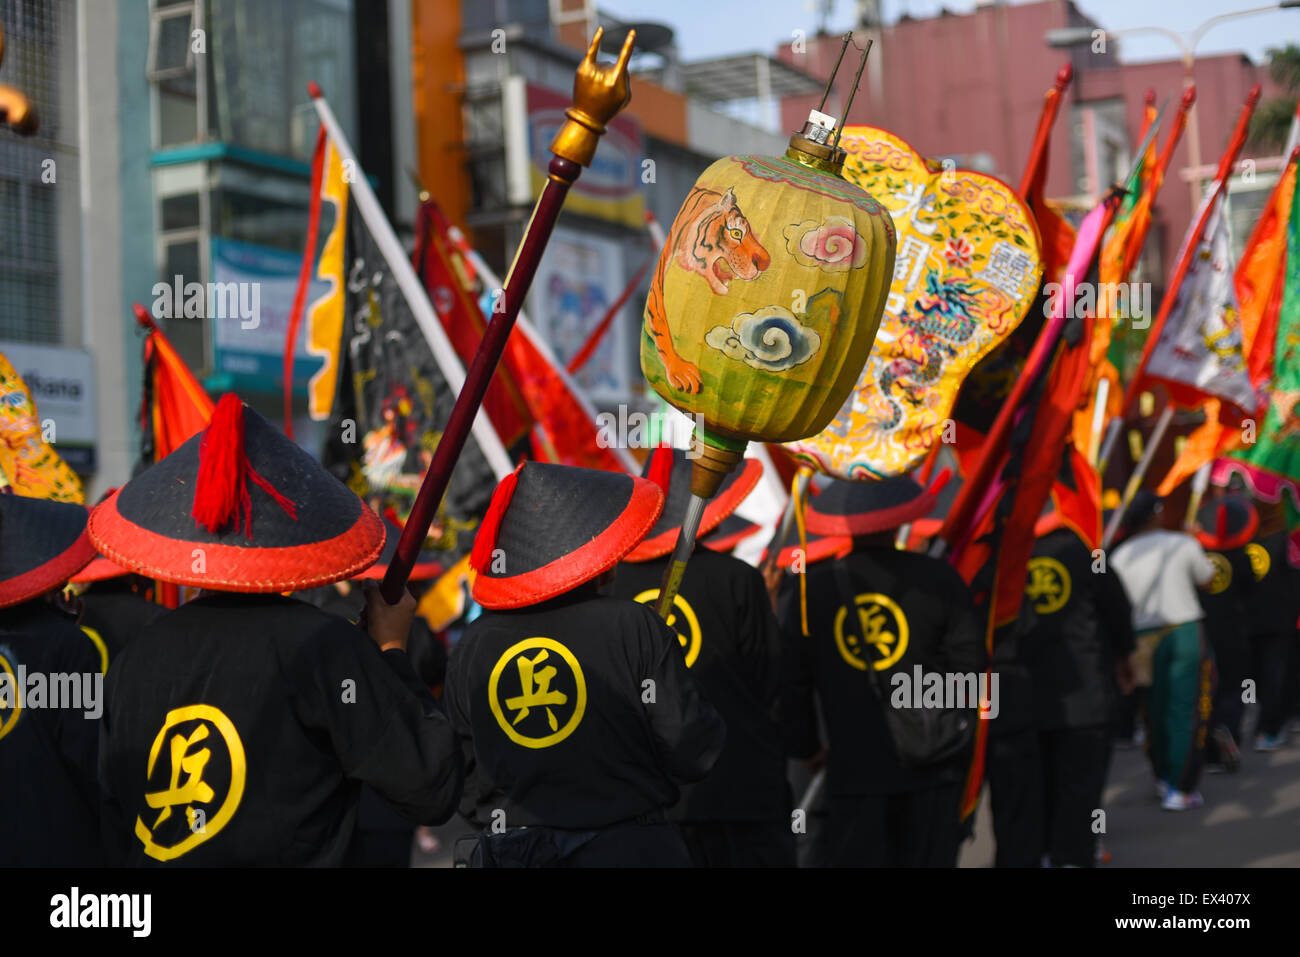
[379, 29, 636, 604]
[1101, 404, 1175, 549]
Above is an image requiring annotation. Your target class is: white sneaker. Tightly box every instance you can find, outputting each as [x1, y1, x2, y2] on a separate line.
[1155, 779, 1170, 800]
[1161, 789, 1204, 811]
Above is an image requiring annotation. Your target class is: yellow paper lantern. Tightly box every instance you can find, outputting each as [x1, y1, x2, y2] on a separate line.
[642, 124, 896, 495]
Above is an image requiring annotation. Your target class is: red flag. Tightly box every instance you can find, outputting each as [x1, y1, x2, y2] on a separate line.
[134, 303, 214, 461]
[435, 212, 631, 473]
[418, 203, 533, 449]
[1020, 64, 1077, 286]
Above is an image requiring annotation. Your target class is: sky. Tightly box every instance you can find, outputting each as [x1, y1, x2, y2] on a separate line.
[597, 0, 1297, 66]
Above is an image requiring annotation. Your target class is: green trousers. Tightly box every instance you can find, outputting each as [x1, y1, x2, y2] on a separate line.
[1145, 621, 1216, 793]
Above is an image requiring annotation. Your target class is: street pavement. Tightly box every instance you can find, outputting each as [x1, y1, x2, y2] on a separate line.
[412, 734, 1300, 868]
[959, 733, 1300, 867]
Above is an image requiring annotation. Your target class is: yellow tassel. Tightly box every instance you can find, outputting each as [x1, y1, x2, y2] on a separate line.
[793, 469, 810, 637]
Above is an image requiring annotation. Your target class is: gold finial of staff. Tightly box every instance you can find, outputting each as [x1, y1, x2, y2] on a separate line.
[549, 26, 635, 168]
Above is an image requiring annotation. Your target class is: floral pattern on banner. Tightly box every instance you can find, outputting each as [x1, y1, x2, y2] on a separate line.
[0, 353, 84, 502]
[784, 126, 1043, 480]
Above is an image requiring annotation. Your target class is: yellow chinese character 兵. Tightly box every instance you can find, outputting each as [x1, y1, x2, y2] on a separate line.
[858, 604, 896, 654]
[1026, 566, 1061, 603]
[145, 724, 216, 829]
[504, 650, 568, 732]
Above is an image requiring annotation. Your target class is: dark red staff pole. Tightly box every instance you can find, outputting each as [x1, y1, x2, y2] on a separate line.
[380, 27, 636, 604]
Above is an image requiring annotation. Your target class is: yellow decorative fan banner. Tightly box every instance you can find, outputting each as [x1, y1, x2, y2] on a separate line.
[784, 127, 1043, 479]
[0, 352, 84, 502]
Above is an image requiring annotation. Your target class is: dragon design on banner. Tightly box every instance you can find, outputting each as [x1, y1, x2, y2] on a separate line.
[785, 126, 1041, 479]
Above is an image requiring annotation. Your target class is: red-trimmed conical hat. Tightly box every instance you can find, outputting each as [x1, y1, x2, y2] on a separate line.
[470, 461, 663, 610]
[624, 446, 762, 562]
[804, 474, 940, 537]
[89, 395, 384, 592]
[700, 513, 762, 553]
[0, 493, 96, 607]
[1195, 495, 1259, 551]
[776, 529, 851, 569]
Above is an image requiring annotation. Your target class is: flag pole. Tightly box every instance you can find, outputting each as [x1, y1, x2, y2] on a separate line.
[376, 29, 636, 603]
[446, 223, 641, 476]
[308, 86, 513, 484]
[1101, 405, 1174, 548]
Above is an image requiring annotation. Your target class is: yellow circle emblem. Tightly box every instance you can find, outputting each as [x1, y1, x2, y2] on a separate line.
[1245, 542, 1270, 581]
[632, 588, 701, 668]
[1025, 556, 1071, 615]
[488, 637, 587, 749]
[135, 704, 246, 862]
[834, 593, 909, 671]
[1206, 552, 1233, 595]
[0, 647, 21, 742]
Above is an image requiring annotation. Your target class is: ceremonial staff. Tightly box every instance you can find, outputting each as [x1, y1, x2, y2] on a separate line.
[376, 28, 636, 604]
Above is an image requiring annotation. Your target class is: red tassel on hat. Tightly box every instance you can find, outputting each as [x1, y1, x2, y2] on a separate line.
[470, 462, 523, 574]
[648, 444, 674, 492]
[1216, 504, 1228, 542]
[192, 393, 297, 537]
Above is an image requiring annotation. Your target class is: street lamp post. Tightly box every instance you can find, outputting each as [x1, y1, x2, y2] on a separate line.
[1046, 2, 1300, 206]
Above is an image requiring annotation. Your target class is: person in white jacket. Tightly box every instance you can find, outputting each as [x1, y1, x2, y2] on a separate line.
[1111, 491, 1217, 811]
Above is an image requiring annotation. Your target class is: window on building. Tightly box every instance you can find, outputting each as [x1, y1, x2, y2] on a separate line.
[0, 0, 68, 346]
[206, 0, 356, 162]
[148, 0, 203, 148]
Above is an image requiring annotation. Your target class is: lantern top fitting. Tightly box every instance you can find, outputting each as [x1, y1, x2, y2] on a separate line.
[784, 34, 872, 178]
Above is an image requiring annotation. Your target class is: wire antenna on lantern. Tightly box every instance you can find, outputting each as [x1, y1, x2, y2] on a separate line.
[816, 33, 853, 115]
[831, 38, 871, 152]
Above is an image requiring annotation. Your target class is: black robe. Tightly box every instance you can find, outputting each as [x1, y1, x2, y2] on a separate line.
[99, 594, 462, 866]
[79, 587, 165, 663]
[782, 547, 984, 795]
[1246, 531, 1298, 639]
[445, 590, 726, 830]
[1019, 527, 1136, 729]
[0, 600, 105, 866]
[614, 550, 789, 824]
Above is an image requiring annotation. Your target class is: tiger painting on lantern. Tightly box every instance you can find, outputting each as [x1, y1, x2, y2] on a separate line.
[646, 186, 771, 394]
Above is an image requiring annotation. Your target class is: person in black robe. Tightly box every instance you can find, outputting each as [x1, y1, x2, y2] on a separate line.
[989, 513, 1135, 867]
[444, 460, 726, 867]
[297, 518, 449, 868]
[613, 446, 792, 867]
[783, 474, 983, 867]
[1244, 498, 1300, 751]
[0, 492, 104, 866]
[89, 394, 463, 866]
[73, 567, 162, 666]
[1192, 494, 1258, 767]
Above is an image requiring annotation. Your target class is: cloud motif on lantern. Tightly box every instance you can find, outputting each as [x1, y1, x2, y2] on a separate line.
[705, 306, 822, 373]
[783, 217, 870, 271]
